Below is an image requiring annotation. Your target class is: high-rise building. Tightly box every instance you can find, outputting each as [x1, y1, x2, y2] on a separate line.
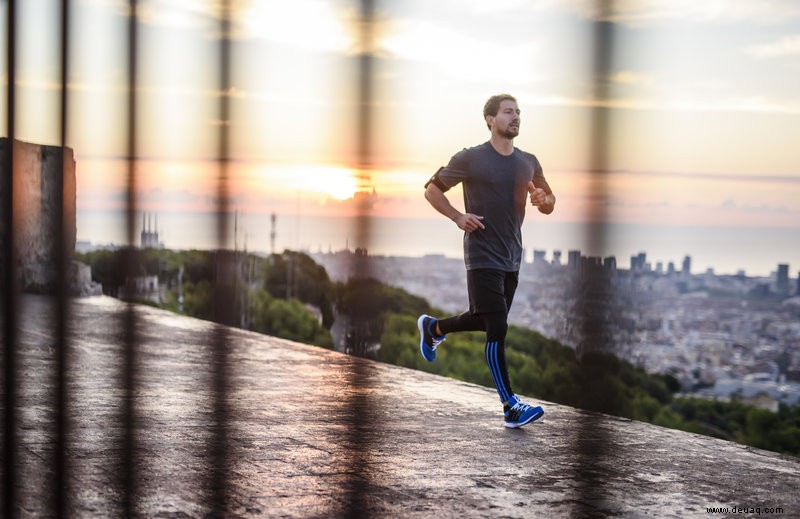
[630, 252, 647, 272]
[776, 264, 789, 295]
[533, 249, 547, 266]
[604, 256, 617, 275]
[682, 255, 692, 276]
[568, 250, 581, 273]
[552, 250, 562, 266]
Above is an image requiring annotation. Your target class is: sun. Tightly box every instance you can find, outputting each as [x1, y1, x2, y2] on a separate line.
[284, 165, 360, 201]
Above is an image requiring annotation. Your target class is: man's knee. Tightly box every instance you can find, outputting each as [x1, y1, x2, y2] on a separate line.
[483, 311, 508, 342]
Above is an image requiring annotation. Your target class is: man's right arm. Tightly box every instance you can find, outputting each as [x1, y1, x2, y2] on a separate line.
[424, 183, 485, 233]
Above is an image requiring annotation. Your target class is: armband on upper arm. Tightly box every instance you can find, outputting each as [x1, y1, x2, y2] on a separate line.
[424, 167, 450, 192]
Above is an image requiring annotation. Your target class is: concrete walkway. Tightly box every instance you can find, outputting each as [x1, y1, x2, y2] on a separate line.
[4, 295, 800, 517]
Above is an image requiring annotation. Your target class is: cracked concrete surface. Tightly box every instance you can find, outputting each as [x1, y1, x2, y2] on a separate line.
[2, 295, 799, 517]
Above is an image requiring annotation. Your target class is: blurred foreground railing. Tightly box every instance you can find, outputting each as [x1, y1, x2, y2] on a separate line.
[1, 0, 615, 516]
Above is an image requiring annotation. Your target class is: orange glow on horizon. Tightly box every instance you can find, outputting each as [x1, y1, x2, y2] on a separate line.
[74, 155, 800, 228]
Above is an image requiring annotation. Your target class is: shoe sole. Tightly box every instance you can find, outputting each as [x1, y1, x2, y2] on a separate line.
[417, 314, 436, 362]
[504, 407, 544, 428]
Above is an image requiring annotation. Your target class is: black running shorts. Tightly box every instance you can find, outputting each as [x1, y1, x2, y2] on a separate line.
[466, 269, 519, 315]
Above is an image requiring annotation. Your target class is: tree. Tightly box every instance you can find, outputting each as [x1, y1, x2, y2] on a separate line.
[183, 280, 213, 320]
[264, 251, 335, 328]
[251, 293, 333, 348]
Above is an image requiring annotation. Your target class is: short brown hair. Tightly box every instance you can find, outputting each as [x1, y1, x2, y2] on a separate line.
[483, 94, 517, 130]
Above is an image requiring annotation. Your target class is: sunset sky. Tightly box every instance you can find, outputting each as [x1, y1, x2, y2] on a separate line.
[2, 0, 800, 272]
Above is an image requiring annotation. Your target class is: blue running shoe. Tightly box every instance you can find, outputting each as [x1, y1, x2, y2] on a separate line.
[503, 395, 544, 428]
[417, 314, 445, 362]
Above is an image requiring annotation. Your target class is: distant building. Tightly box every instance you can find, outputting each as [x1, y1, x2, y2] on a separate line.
[552, 250, 562, 266]
[604, 256, 617, 275]
[682, 255, 692, 277]
[568, 250, 581, 273]
[582, 256, 602, 275]
[119, 275, 163, 304]
[630, 252, 647, 273]
[533, 249, 547, 266]
[140, 213, 162, 249]
[776, 264, 789, 295]
[740, 392, 780, 413]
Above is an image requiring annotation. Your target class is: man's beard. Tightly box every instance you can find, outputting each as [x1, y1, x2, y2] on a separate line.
[499, 126, 519, 139]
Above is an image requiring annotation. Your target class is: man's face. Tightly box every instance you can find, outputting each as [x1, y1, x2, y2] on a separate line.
[488, 99, 520, 139]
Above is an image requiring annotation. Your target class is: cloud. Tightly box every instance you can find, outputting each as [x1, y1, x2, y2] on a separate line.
[453, 0, 552, 15]
[610, 71, 652, 86]
[520, 90, 800, 115]
[233, 0, 355, 53]
[719, 199, 795, 214]
[621, 169, 800, 184]
[78, 0, 128, 11]
[142, 187, 204, 207]
[379, 19, 542, 85]
[744, 35, 800, 58]
[138, 0, 217, 31]
[563, 0, 800, 26]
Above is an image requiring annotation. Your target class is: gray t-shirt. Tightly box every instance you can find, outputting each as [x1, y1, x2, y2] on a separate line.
[426, 142, 552, 272]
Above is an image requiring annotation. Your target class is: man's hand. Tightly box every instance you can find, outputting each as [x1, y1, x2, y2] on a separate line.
[528, 182, 547, 206]
[528, 181, 555, 214]
[453, 213, 485, 233]
[425, 182, 487, 231]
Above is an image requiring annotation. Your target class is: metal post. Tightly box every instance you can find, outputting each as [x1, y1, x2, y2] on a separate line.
[210, 0, 233, 513]
[572, 0, 616, 515]
[2, 1, 18, 516]
[54, 0, 72, 515]
[341, 1, 377, 516]
[121, 0, 140, 515]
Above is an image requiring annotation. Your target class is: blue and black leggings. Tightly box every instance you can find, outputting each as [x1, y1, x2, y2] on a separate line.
[436, 269, 518, 404]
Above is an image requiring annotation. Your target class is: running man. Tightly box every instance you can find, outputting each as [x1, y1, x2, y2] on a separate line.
[418, 94, 555, 428]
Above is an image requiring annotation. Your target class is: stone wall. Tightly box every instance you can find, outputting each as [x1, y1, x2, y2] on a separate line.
[0, 138, 79, 293]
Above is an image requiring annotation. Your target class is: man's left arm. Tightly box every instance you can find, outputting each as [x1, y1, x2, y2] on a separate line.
[528, 157, 555, 215]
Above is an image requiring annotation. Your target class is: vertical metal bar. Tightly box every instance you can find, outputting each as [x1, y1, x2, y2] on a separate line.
[54, 0, 71, 515]
[351, 0, 375, 356]
[357, 0, 374, 172]
[572, 0, 615, 515]
[341, 1, 377, 516]
[121, 0, 140, 515]
[210, 0, 233, 513]
[2, 1, 18, 516]
[585, 0, 614, 255]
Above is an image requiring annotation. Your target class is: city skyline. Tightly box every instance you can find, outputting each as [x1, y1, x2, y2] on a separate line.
[77, 209, 799, 281]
